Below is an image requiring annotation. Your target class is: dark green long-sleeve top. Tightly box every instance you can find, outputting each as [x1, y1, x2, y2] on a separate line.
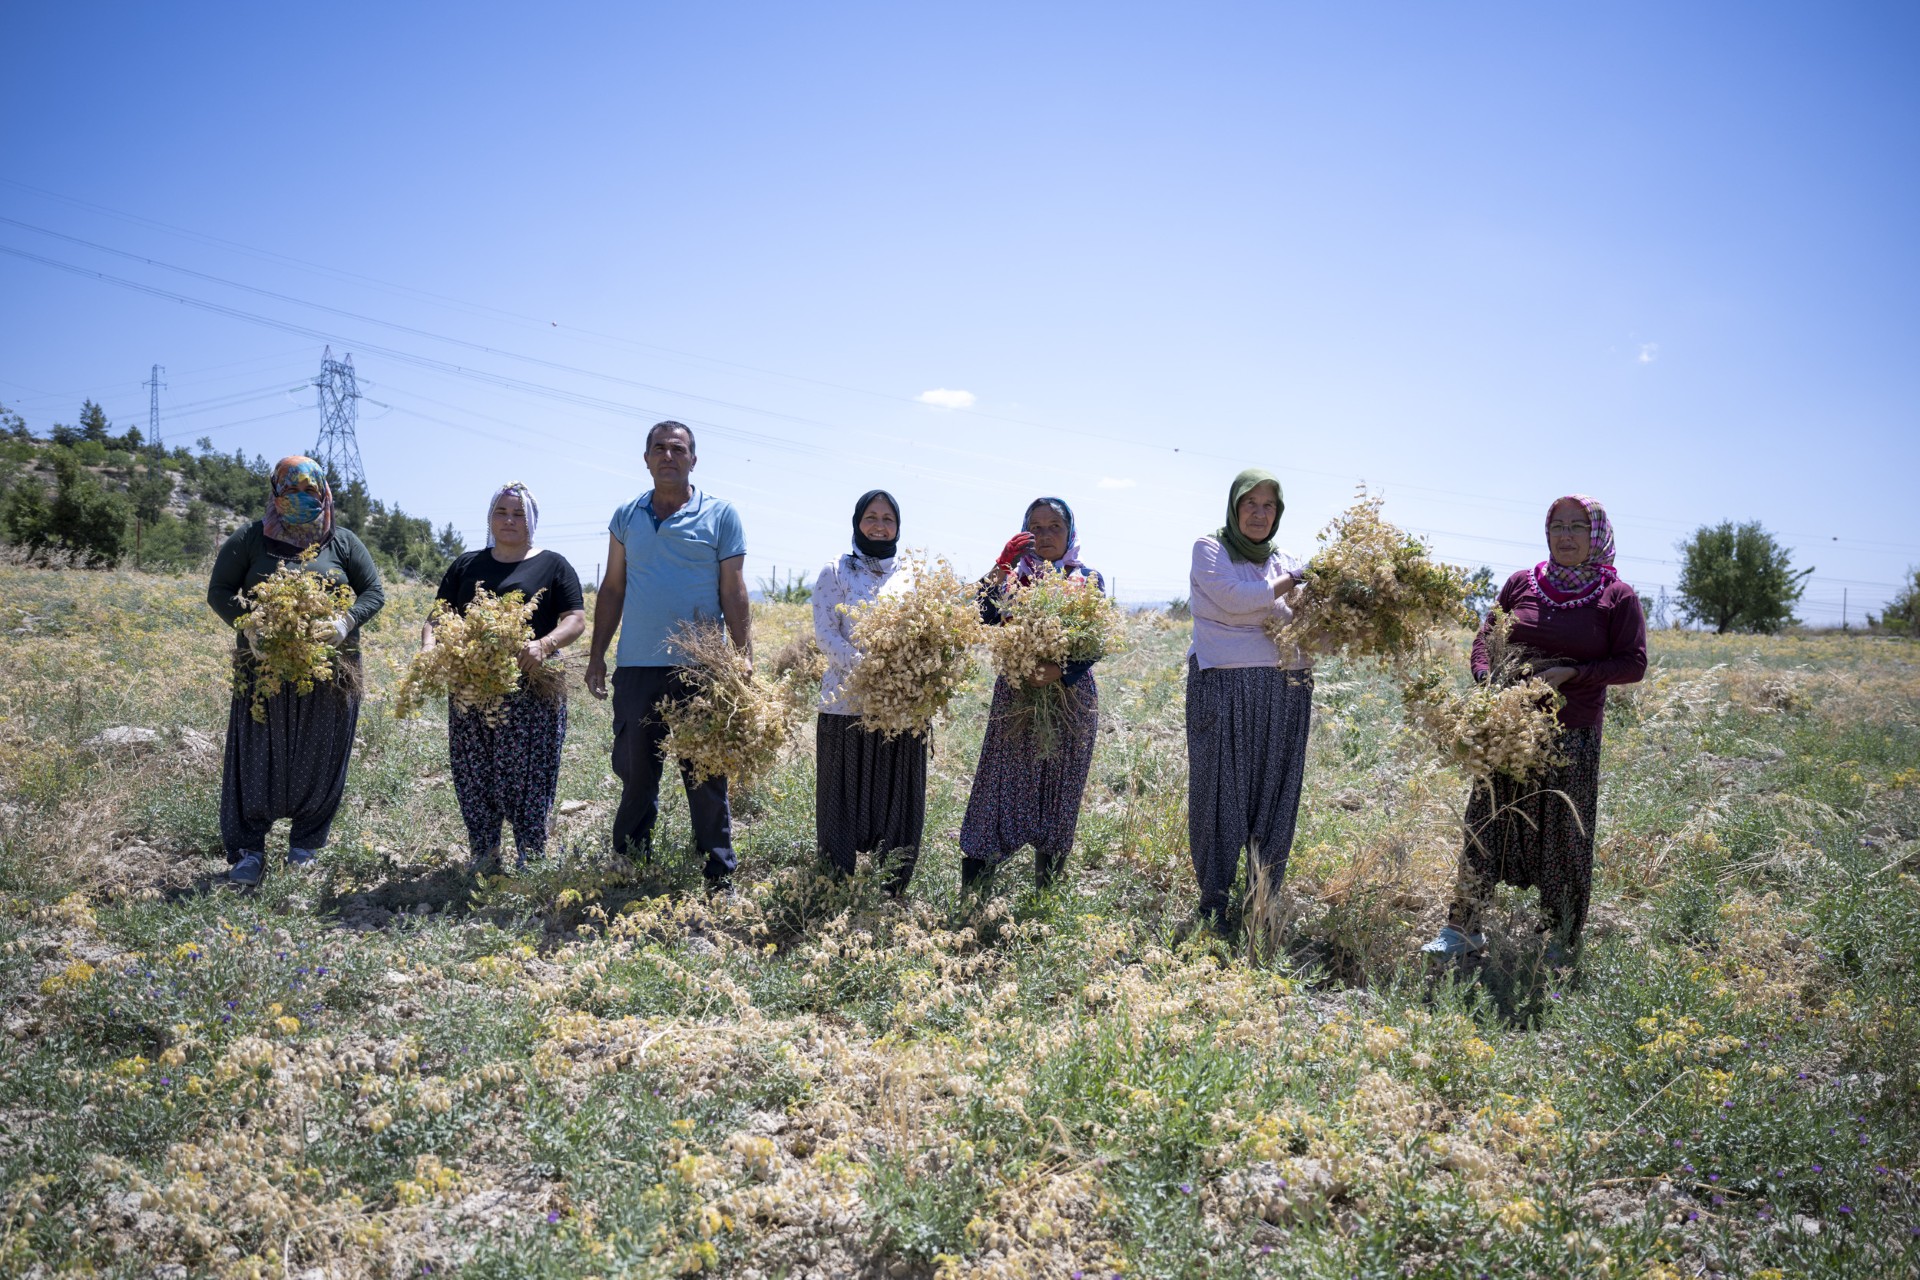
[206, 521, 386, 656]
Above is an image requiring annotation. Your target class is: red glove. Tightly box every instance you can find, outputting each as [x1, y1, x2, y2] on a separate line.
[995, 532, 1035, 570]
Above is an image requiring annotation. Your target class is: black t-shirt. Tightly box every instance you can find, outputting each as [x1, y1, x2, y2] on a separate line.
[434, 549, 585, 640]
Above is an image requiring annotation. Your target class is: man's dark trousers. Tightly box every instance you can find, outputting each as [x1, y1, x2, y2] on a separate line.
[610, 666, 736, 882]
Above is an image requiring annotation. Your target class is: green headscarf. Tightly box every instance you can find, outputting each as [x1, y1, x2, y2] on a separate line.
[1217, 469, 1284, 564]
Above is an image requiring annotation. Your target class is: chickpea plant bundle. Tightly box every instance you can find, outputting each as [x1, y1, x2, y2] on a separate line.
[984, 567, 1126, 757]
[391, 587, 563, 726]
[231, 547, 357, 723]
[1401, 609, 1565, 783]
[842, 554, 987, 739]
[659, 619, 798, 789]
[1269, 487, 1473, 666]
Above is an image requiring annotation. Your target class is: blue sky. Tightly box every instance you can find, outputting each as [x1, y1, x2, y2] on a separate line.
[3, 2, 1915, 620]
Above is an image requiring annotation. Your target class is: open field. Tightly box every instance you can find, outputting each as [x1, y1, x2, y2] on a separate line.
[1, 564, 1917, 1279]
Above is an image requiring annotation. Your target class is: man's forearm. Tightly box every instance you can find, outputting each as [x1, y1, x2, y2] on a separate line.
[589, 588, 624, 661]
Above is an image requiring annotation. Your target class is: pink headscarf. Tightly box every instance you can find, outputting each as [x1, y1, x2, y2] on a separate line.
[1532, 494, 1618, 609]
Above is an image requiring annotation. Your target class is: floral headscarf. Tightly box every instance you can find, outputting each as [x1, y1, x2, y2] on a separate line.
[263, 456, 333, 548]
[485, 482, 540, 549]
[1532, 494, 1618, 609]
[1014, 496, 1086, 585]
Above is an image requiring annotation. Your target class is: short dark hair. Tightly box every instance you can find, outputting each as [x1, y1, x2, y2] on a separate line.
[646, 420, 696, 453]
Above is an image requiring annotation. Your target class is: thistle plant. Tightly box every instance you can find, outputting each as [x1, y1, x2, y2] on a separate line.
[231, 545, 357, 723]
[842, 554, 986, 739]
[392, 586, 563, 726]
[659, 619, 799, 788]
[1269, 487, 1473, 666]
[983, 567, 1125, 758]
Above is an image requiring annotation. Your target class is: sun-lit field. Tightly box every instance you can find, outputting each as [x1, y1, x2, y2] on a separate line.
[1, 565, 1916, 1279]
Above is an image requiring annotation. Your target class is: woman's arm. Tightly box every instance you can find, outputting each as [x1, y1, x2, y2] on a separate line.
[813, 561, 862, 667]
[205, 528, 254, 628]
[340, 532, 386, 628]
[1189, 538, 1283, 614]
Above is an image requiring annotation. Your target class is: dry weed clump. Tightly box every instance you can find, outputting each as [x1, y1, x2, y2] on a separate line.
[842, 554, 985, 739]
[1269, 487, 1472, 665]
[230, 546, 357, 722]
[983, 568, 1125, 757]
[659, 619, 799, 788]
[1402, 609, 1565, 783]
[392, 586, 564, 724]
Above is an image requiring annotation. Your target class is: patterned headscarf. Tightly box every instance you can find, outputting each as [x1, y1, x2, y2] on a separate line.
[1014, 496, 1086, 584]
[1532, 494, 1618, 608]
[263, 456, 333, 548]
[1217, 468, 1284, 564]
[485, 482, 540, 549]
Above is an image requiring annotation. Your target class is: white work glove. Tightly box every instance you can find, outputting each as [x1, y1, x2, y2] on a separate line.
[309, 615, 351, 646]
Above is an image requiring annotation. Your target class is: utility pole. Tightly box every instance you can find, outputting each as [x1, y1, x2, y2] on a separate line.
[310, 347, 367, 491]
[144, 364, 166, 446]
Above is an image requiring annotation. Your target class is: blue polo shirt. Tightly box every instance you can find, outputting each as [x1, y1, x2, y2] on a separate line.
[609, 486, 747, 666]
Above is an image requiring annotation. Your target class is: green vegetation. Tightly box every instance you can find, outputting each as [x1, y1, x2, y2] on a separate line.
[1676, 520, 1814, 635]
[0, 567, 1915, 1278]
[0, 401, 463, 578]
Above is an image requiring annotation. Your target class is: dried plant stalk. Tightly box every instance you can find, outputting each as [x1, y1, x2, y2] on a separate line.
[1269, 486, 1473, 666]
[231, 545, 358, 723]
[842, 554, 985, 739]
[392, 586, 563, 726]
[1401, 609, 1565, 783]
[658, 619, 798, 789]
[982, 567, 1125, 758]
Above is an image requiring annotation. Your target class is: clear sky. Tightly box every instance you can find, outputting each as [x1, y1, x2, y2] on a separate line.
[3, 2, 1916, 621]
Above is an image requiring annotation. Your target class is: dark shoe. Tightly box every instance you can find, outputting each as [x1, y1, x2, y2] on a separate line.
[704, 876, 736, 903]
[228, 851, 266, 886]
[287, 847, 320, 869]
[959, 857, 992, 890]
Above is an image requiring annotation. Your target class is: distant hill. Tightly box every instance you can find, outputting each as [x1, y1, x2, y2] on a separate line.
[0, 399, 463, 578]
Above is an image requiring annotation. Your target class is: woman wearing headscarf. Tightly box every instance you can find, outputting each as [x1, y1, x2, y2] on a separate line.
[1186, 469, 1314, 930]
[423, 483, 585, 872]
[811, 490, 926, 893]
[1422, 495, 1647, 962]
[205, 457, 385, 885]
[959, 496, 1106, 891]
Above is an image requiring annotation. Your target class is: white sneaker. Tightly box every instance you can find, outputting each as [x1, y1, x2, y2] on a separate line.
[1421, 926, 1486, 957]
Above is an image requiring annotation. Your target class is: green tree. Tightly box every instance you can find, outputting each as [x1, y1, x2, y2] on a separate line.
[1880, 568, 1920, 636]
[1, 477, 50, 552]
[78, 400, 111, 444]
[0, 402, 27, 440]
[45, 448, 130, 567]
[1463, 565, 1498, 616]
[435, 522, 465, 561]
[1675, 520, 1811, 634]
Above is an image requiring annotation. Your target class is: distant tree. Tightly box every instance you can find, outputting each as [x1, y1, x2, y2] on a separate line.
[1675, 520, 1811, 634]
[1463, 565, 1498, 617]
[116, 424, 145, 452]
[129, 464, 175, 524]
[334, 478, 372, 534]
[78, 400, 111, 444]
[1881, 568, 1920, 636]
[45, 449, 129, 566]
[49, 422, 81, 446]
[1, 475, 50, 552]
[0, 402, 27, 440]
[435, 522, 466, 561]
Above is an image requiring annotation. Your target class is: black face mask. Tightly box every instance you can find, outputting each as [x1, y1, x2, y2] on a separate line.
[852, 489, 899, 559]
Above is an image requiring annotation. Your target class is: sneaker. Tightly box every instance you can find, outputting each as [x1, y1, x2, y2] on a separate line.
[1420, 925, 1487, 957]
[228, 851, 266, 886]
[287, 847, 320, 869]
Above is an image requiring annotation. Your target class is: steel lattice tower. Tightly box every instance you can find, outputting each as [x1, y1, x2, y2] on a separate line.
[144, 364, 166, 446]
[310, 346, 367, 489]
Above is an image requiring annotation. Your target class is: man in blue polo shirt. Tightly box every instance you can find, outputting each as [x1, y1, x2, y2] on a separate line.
[585, 420, 751, 888]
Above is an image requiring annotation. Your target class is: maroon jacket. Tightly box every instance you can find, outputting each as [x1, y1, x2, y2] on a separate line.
[1472, 571, 1647, 730]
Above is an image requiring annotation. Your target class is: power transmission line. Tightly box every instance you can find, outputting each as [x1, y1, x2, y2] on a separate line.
[311, 347, 366, 490]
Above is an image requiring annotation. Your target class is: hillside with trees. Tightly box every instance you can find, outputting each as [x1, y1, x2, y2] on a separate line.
[0, 399, 464, 578]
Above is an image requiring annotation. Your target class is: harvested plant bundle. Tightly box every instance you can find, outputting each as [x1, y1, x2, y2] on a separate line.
[1401, 610, 1564, 783]
[659, 619, 797, 788]
[983, 567, 1125, 758]
[1269, 487, 1473, 666]
[232, 547, 357, 723]
[392, 587, 564, 725]
[842, 554, 986, 739]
